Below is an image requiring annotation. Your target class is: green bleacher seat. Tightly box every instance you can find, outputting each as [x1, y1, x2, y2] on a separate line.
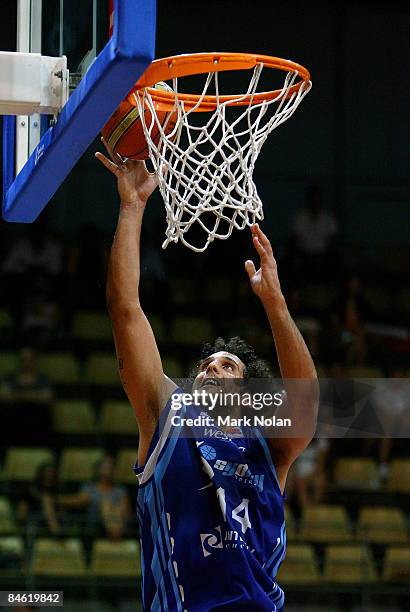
[300, 505, 352, 543]
[0, 352, 18, 377]
[0, 497, 16, 534]
[38, 353, 80, 384]
[73, 311, 113, 342]
[323, 544, 377, 583]
[334, 458, 378, 489]
[114, 449, 138, 485]
[100, 401, 138, 436]
[0, 309, 12, 331]
[276, 544, 319, 584]
[172, 316, 214, 346]
[63, 602, 114, 612]
[383, 546, 410, 582]
[0, 536, 24, 573]
[59, 448, 104, 482]
[162, 357, 184, 378]
[90, 539, 140, 577]
[387, 459, 410, 493]
[3, 448, 54, 481]
[32, 538, 86, 576]
[52, 400, 97, 435]
[148, 314, 167, 343]
[284, 505, 297, 541]
[347, 366, 383, 378]
[357, 506, 408, 544]
[85, 353, 120, 386]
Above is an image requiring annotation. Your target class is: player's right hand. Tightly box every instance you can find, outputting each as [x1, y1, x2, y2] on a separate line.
[95, 137, 159, 205]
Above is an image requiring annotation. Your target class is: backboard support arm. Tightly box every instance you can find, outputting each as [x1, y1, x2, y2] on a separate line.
[2, 0, 157, 222]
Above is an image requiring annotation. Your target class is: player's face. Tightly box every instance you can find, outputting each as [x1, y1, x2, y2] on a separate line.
[193, 351, 246, 392]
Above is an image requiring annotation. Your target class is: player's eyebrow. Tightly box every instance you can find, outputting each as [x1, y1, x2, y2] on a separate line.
[199, 355, 242, 370]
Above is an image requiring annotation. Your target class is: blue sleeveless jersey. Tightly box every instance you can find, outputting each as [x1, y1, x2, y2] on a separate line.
[134, 389, 286, 611]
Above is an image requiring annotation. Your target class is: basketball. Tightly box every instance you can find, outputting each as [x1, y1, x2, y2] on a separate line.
[101, 81, 176, 161]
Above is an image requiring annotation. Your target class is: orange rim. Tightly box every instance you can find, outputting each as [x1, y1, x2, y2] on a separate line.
[130, 52, 311, 112]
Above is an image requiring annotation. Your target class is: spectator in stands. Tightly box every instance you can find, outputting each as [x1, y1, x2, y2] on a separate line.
[368, 366, 409, 483]
[287, 439, 329, 511]
[1, 220, 62, 277]
[0, 220, 62, 327]
[287, 288, 319, 359]
[57, 455, 132, 540]
[0, 347, 53, 445]
[17, 462, 62, 535]
[20, 271, 62, 347]
[330, 273, 371, 365]
[286, 183, 339, 282]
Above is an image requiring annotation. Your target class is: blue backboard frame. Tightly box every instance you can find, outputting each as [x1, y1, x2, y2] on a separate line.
[2, 0, 156, 222]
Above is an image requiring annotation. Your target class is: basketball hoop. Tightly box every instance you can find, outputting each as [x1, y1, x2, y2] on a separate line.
[130, 53, 312, 252]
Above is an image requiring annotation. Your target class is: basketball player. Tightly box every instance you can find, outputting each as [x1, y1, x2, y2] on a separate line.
[96, 143, 318, 611]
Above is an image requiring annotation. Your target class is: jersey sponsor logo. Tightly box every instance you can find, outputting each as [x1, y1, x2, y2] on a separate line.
[200, 524, 255, 558]
[200, 525, 223, 557]
[199, 444, 265, 492]
[199, 445, 217, 461]
[203, 427, 231, 439]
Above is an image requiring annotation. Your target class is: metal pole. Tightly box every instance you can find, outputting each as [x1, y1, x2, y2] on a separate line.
[15, 0, 31, 174]
[59, 0, 64, 58]
[29, 0, 42, 156]
[93, 0, 97, 57]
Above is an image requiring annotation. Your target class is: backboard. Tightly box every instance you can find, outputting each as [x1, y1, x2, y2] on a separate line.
[2, 0, 156, 222]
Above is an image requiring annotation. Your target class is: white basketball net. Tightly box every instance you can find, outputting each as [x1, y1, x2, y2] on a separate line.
[133, 64, 311, 252]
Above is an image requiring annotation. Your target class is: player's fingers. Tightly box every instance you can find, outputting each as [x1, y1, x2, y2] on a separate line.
[253, 235, 268, 262]
[244, 259, 256, 278]
[101, 136, 125, 166]
[95, 152, 121, 176]
[142, 160, 159, 179]
[254, 223, 273, 254]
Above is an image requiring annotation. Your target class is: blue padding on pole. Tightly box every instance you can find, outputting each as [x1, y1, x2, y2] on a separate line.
[2, 115, 15, 196]
[2, 0, 156, 222]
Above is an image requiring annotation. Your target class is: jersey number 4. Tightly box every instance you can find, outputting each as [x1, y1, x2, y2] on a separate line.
[216, 487, 252, 534]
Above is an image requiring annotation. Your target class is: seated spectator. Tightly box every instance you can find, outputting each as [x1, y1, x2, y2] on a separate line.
[57, 456, 132, 540]
[368, 366, 409, 483]
[20, 271, 62, 347]
[287, 439, 329, 513]
[330, 274, 371, 365]
[17, 462, 63, 535]
[1, 221, 62, 327]
[286, 184, 339, 282]
[1, 220, 62, 277]
[287, 288, 320, 359]
[0, 347, 53, 445]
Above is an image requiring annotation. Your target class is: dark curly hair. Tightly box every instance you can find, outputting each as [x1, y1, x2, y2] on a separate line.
[191, 336, 272, 378]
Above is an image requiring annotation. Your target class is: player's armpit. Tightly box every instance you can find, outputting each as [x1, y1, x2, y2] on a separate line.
[268, 436, 313, 494]
[109, 303, 176, 437]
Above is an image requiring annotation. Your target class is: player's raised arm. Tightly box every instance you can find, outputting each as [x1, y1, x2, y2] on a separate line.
[245, 223, 318, 488]
[96, 141, 175, 461]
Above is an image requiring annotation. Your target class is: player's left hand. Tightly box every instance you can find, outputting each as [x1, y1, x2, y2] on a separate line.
[245, 224, 285, 308]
